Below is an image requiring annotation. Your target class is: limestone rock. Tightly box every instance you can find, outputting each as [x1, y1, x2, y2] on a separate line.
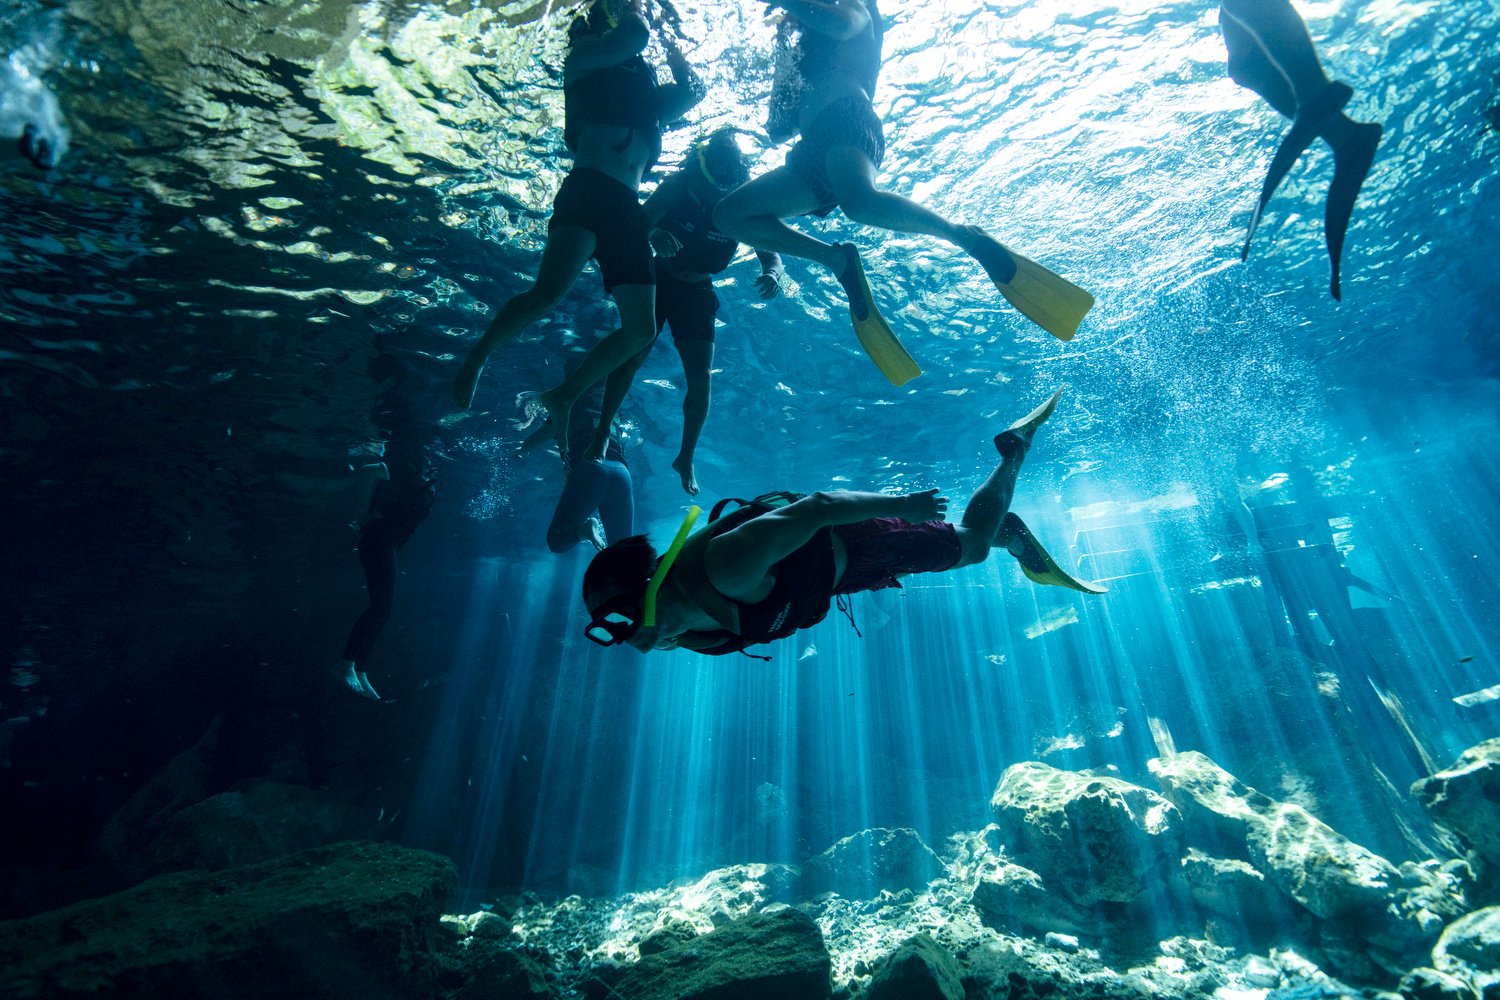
[863, 933, 962, 1000]
[801, 828, 944, 899]
[0, 841, 457, 999]
[970, 862, 1087, 937]
[603, 906, 832, 999]
[1397, 966, 1479, 1000]
[991, 762, 1181, 907]
[142, 780, 373, 873]
[1150, 753, 1389, 915]
[1432, 906, 1500, 996]
[1178, 848, 1298, 928]
[1413, 740, 1500, 863]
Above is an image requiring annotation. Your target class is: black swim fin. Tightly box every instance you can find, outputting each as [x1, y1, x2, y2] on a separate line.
[1001, 512, 1106, 595]
[1241, 81, 1352, 261]
[1324, 120, 1382, 300]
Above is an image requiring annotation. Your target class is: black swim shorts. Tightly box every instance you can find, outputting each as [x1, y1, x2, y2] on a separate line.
[832, 518, 962, 594]
[550, 167, 656, 291]
[785, 95, 887, 218]
[656, 270, 719, 343]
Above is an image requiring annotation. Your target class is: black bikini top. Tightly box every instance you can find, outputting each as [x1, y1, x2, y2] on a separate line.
[563, 55, 665, 169]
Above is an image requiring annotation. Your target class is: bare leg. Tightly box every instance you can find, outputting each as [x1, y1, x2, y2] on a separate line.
[534, 282, 657, 452]
[713, 167, 845, 271]
[824, 147, 1019, 287]
[581, 342, 653, 463]
[952, 390, 1062, 567]
[453, 225, 595, 409]
[672, 338, 713, 496]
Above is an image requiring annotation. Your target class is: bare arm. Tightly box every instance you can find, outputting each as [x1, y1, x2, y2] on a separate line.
[655, 34, 706, 123]
[753, 249, 784, 299]
[770, 0, 869, 40]
[707, 488, 947, 599]
[564, 9, 650, 78]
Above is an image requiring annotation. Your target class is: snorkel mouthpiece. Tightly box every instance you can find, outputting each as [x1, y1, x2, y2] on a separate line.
[642, 506, 701, 628]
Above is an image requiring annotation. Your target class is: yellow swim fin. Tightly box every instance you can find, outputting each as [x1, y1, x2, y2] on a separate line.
[836, 243, 922, 387]
[1003, 512, 1106, 595]
[967, 228, 1095, 342]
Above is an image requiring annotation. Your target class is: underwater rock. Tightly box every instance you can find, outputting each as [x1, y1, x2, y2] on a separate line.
[599, 906, 832, 1000]
[958, 936, 1162, 1000]
[800, 827, 945, 899]
[1431, 906, 1500, 997]
[1396, 966, 1480, 1000]
[95, 717, 222, 880]
[1412, 739, 1500, 864]
[970, 861, 1088, 937]
[991, 761, 1182, 907]
[137, 780, 375, 875]
[0, 841, 457, 999]
[862, 932, 963, 1000]
[1150, 751, 1440, 970]
[439, 946, 555, 1000]
[1178, 848, 1302, 931]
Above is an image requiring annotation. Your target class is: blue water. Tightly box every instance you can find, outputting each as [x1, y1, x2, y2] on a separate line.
[2, 0, 1497, 936]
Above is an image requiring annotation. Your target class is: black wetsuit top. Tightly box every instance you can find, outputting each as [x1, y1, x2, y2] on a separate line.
[799, 0, 884, 97]
[660, 186, 738, 276]
[563, 55, 665, 170]
[669, 508, 837, 656]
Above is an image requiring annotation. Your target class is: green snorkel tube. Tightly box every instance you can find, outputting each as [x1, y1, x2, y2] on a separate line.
[642, 505, 701, 628]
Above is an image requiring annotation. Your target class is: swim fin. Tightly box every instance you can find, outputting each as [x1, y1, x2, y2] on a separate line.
[1324, 119, 1381, 300]
[967, 229, 1094, 342]
[1241, 80, 1352, 262]
[835, 243, 922, 387]
[1002, 511, 1106, 594]
[994, 388, 1063, 459]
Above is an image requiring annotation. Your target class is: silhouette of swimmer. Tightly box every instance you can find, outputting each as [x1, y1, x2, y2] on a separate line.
[17, 123, 54, 171]
[517, 385, 635, 553]
[1220, 0, 1382, 299]
[336, 355, 439, 701]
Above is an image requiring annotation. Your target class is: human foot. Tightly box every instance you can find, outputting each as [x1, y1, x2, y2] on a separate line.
[339, 661, 381, 700]
[961, 225, 1018, 288]
[517, 389, 573, 459]
[672, 454, 700, 496]
[995, 388, 1063, 458]
[833, 242, 876, 323]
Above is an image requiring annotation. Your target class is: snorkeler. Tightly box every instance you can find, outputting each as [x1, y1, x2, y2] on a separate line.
[1220, 0, 1382, 299]
[517, 380, 635, 553]
[451, 0, 706, 413]
[557, 127, 784, 494]
[336, 436, 438, 701]
[580, 389, 1104, 656]
[711, 0, 1095, 387]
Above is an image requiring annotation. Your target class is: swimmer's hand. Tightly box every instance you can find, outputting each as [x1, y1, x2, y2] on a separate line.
[755, 266, 783, 300]
[649, 228, 682, 258]
[901, 488, 949, 522]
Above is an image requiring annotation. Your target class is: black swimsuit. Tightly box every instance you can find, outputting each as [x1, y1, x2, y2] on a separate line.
[655, 186, 740, 343]
[551, 56, 665, 290]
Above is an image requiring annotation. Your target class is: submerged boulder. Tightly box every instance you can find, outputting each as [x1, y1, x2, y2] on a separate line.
[863, 933, 962, 1000]
[1431, 906, 1500, 997]
[970, 862, 1087, 938]
[1149, 751, 1439, 965]
[601, 906, 831, 1000]
[1413, 739, 1500, 863]
[800, 828, 944, 899]
[0, 841, 457, 999]
[990, 762, 1181, 907]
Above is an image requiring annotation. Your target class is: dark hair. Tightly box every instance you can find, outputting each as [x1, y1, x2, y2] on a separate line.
[700, 128, 750, 188]
[568, 0, 613, 43]
[582, 534, 659, 611]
